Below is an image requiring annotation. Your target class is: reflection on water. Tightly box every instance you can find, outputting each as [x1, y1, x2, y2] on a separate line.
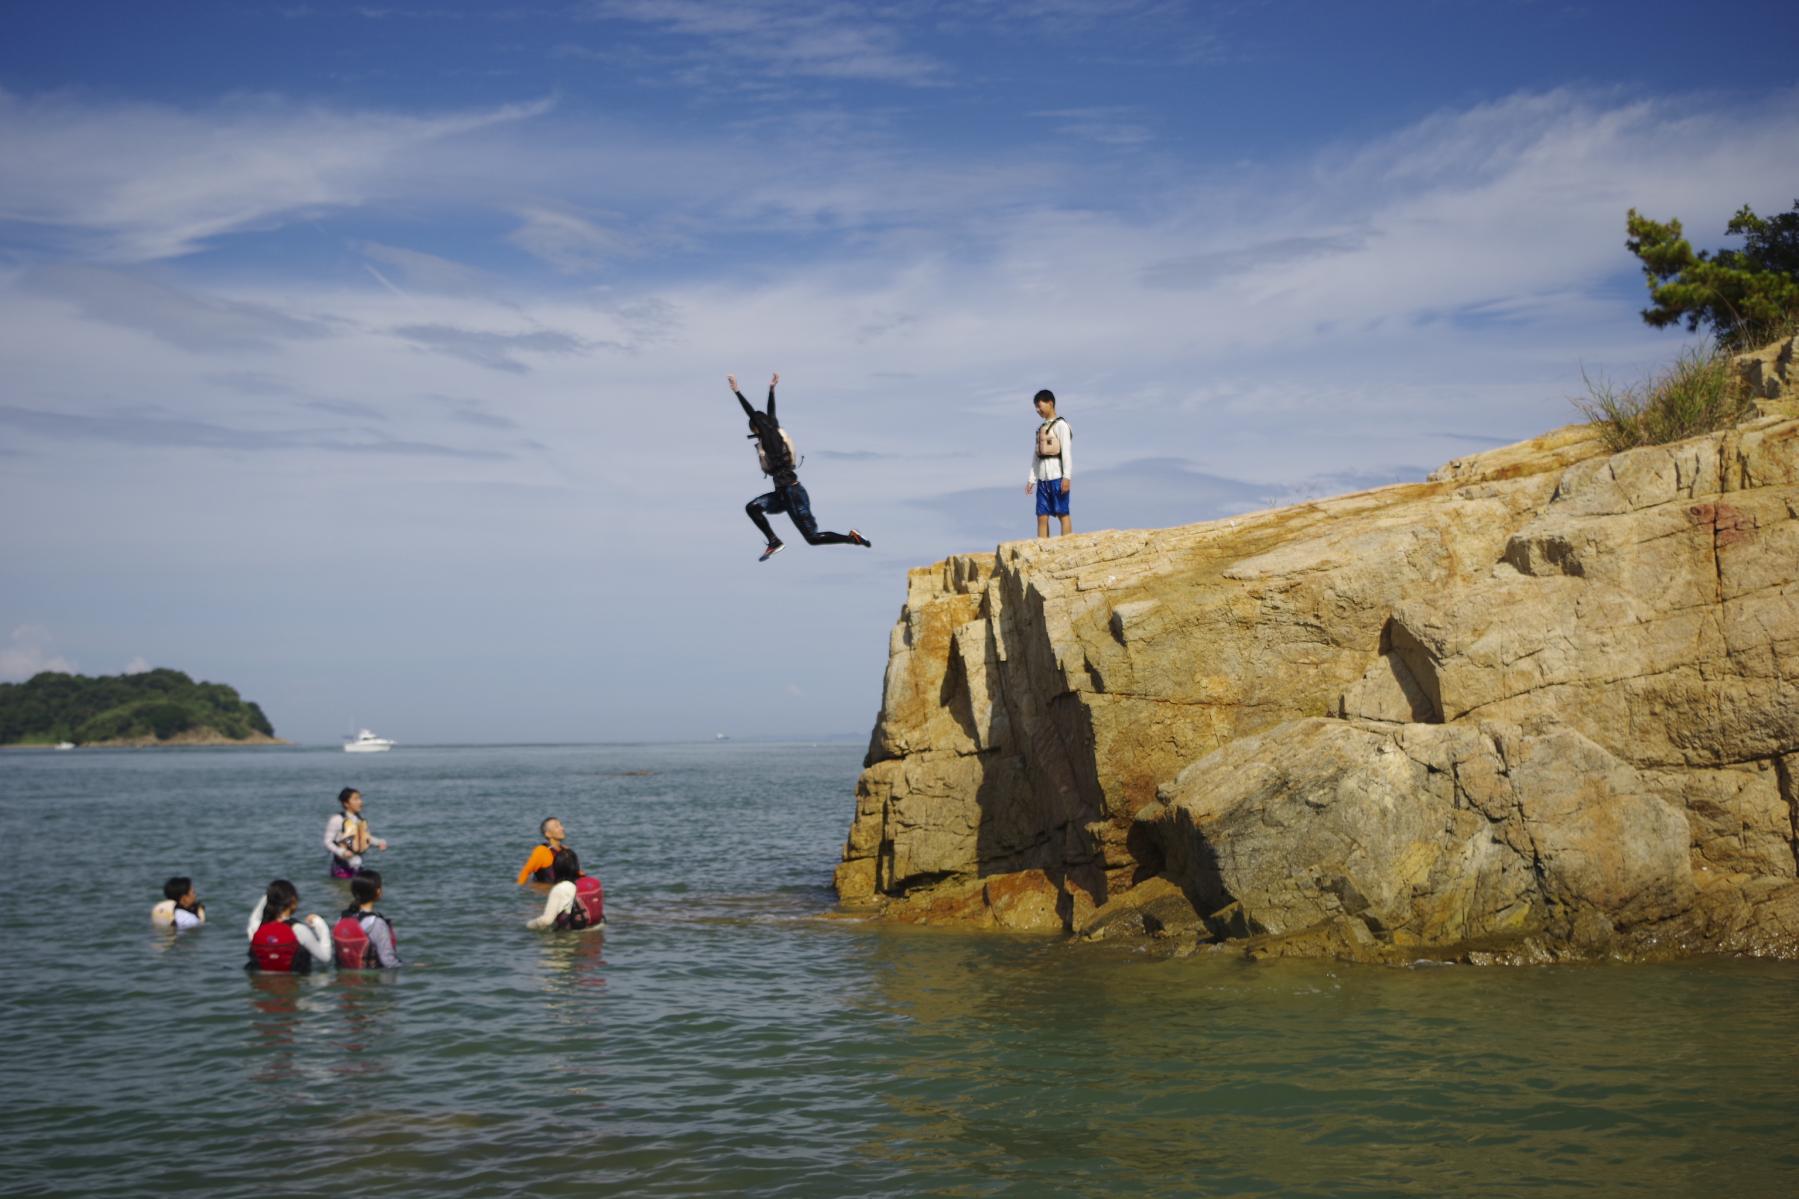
[3, 744, 1797, 1198]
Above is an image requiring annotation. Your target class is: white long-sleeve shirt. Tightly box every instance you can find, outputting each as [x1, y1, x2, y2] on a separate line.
[527, 880, 578, 930]
[1027, 416, 1072, 484]
[245, 897, 334, 964]
[324, 813, 355, 862]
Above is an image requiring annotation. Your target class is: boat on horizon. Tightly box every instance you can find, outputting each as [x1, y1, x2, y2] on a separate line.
[343, 729, 395, 753]
[54, 741, 75, 751]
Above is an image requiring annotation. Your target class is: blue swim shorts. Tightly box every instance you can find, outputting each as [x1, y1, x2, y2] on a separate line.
[1035, 479, 1070, 517]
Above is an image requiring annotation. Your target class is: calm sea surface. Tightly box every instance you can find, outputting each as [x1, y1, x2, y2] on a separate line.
[2, 742, 1796, 1198]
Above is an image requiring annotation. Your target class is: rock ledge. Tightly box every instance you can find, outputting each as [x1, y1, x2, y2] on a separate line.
[836, 338, 1799, 963]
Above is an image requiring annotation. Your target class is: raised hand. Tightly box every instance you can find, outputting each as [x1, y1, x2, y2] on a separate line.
[726, 374, 739, 392]
[770, 372, 780, 388]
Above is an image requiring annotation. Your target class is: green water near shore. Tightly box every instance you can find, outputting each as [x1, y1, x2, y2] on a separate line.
[2, 743, 1795, 1197]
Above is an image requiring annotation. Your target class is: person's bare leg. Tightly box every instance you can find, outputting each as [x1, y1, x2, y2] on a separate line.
[1059, 515, 1073, 536]
[1037, 515, 1050, 538]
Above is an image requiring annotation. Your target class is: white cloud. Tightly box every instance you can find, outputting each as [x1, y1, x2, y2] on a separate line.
[507, 207, 632, 274]
[586, 0, 947, 86]
[123, 656, 152, 674]
[0, 626, 76, 680]
[0, 89, 554, 261]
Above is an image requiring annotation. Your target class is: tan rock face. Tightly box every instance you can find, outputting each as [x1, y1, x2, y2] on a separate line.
[838, 341, 1799, 962]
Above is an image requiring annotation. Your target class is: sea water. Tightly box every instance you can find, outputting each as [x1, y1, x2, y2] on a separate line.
[1, 743, 1796, 1198]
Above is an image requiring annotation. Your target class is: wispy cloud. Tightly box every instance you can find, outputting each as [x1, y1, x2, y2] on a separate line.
[0, 404, 512, 459]
[360, 241, 490, 293]
[506, 207, 631, 274]
[585, 0, 947, 86]
[30, 264, 338, 351]
[0, 89, 554, 261]
[389, 323, 598, 372]
[1032, 106, 1156, 147]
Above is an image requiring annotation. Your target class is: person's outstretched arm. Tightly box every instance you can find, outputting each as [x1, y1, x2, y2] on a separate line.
[1058, 420, 1072, 493]
[246, 895, 268, 939]
[728, 374, 757, 420]
[767, 371, 779, 423]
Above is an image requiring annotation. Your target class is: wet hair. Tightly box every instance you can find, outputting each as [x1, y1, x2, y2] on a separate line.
[1033, 389, 1056, 408]
[551, 848, 582, 884]
[350, 870, 382, 906]
[337, 787, 360, 808]
[163, 876, 191, 902]
[264, 879, 299, 919]
[540, 817, 558, 838]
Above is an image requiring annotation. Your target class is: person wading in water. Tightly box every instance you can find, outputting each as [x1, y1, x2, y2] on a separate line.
[729, 372, 871, 561]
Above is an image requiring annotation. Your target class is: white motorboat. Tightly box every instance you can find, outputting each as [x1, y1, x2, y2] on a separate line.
[343, 729, 395, 753]
[54, 741, 75, 751]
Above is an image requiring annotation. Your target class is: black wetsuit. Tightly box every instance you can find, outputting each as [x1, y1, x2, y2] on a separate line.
[736, 385, 858, 547]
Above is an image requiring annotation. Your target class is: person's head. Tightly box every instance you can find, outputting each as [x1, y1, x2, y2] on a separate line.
[350, 870, 383, 907]
[541, 817, 565, 844]
[264, 879, 299, 920]
[1033, 389, 1056, 418]
[551, 848, 582, 884]
[338, 787, 363, 814]
[163, 876, 193, 904]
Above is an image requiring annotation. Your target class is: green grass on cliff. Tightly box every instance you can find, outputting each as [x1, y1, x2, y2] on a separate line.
[0, 668, 276, 746]
[1577, 346, 1755, 451]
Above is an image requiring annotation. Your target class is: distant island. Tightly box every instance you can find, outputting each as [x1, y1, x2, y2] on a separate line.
[0, 668, 284, 748]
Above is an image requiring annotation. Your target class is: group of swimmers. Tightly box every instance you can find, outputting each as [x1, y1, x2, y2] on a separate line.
[151, 787, 606, 973]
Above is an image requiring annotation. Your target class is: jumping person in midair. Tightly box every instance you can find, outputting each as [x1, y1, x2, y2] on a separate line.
[729, 372, 871, 561]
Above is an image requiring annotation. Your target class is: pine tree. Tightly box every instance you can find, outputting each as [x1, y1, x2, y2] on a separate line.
[1626, 200, 1799, 349]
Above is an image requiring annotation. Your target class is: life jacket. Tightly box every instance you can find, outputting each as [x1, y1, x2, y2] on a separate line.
[335, 813, 369, 854]
[1036, 417, 1068, 458]
[530, 842, 557, 884]
[554, 875, 605, 931]
[246, 918, 311, 974]
[332, 908, 396, 969]
[753, 423, 799, 477]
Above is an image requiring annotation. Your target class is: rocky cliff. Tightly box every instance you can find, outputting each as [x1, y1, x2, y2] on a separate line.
[836, 336, 1799, 962]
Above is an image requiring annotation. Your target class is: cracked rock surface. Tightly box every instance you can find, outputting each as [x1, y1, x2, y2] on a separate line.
[835, 339, 1799, 962]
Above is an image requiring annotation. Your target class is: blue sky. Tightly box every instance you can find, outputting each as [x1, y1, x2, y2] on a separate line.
[3, 0, 1796, 743]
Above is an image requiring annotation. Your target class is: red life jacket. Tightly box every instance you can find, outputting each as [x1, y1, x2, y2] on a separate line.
[333, 909, 398, 969]
[247, 919, 310, 973]
[554, 875, 605, 931]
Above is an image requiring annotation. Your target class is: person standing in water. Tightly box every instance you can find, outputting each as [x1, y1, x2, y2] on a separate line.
[325, 787, 386, 879]
[245, 879, 334, 973]
[729, 372, 871, 561]
[516, 817, 576, 885]
[334, 870, 402, 969]
[1025, 388, 1072, 538]
[151, 876, 206, 930]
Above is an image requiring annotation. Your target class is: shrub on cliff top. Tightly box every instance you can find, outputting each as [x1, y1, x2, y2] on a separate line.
[1576, 347, 1752, 452]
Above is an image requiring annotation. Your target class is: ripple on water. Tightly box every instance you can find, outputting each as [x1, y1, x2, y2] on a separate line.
[3, 745, 1799, 1197]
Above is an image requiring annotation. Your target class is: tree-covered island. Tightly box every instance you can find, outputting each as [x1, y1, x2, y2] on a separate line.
[0, 668, 283, 747]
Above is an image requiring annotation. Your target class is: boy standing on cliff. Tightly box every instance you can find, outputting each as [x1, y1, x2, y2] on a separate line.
[1025, 388, 1072, 538]
[729, 372, 872, 561]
